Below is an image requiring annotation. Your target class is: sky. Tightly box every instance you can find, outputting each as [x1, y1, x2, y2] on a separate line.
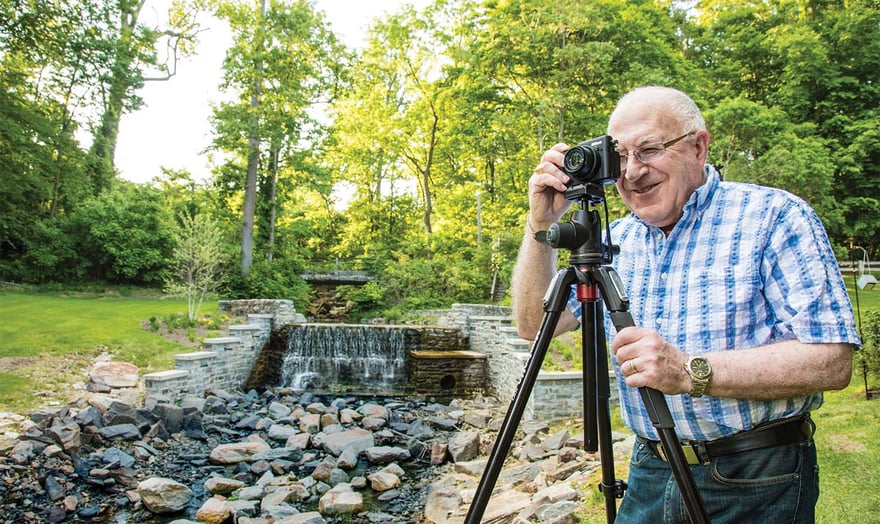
[115, 0, 429, 184]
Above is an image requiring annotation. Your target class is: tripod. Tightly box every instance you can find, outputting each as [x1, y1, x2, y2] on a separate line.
[465, 184, 709, 523]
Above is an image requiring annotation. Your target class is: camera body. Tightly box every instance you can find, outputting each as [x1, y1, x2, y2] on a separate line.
[562, 135, 621, 186]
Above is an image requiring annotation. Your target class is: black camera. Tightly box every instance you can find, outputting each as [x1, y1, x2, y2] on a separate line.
[562, 135, 621, 186]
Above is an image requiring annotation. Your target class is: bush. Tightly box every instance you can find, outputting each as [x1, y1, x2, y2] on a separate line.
[337, 281, 386, 321]
[856, 310, 880, 390]
[222, 259, 311, 311]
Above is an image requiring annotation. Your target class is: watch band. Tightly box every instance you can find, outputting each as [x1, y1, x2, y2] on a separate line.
[685, 356, 712, 398]
[688, 373, 709, 398]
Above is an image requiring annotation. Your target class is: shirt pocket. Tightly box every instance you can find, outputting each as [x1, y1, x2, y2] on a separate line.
[691, 263, 764, 349]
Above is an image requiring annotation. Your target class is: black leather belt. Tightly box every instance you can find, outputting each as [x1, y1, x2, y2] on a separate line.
[643, 414, 815, 465]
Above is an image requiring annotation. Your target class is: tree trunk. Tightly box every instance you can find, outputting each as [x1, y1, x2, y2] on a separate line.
[267, 147, 278, 264]
[420, 110, 439, 235]
[241, 0, 267, 278]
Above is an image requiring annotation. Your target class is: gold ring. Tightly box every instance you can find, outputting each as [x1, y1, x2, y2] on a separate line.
[629, 360, 638, 374]
[533, 163, 545, 174]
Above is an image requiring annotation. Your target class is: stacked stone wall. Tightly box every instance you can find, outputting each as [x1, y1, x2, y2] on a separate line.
[144, 312, 276, 403]
[218, 299, 301, 325]
[449, 303, 615, 423]
[145, 300, 606, 423]
[409, 351, 487, 398]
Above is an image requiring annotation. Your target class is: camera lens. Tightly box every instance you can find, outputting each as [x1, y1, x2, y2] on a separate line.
[564, 147, 586, 173]
[563, 145, 600, 182]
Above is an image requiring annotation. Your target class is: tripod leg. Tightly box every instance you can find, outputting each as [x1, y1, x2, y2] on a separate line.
[465, 268, 577, 524]
[580, 284, 625, 523]
[592, 267, 710, 524]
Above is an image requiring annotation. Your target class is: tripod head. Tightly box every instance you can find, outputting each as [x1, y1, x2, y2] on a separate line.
[534, 182, 619, 268]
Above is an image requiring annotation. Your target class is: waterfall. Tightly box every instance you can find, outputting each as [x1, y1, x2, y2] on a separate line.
[280, 324, 408, 392]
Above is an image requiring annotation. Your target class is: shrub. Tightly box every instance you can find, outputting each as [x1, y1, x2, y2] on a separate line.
[222, 259, 311, 311]
[856, 310, 880, 390]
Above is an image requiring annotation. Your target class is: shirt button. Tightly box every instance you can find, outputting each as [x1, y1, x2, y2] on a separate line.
[656, 318, 663, 326]
[661, 273, 668, 280]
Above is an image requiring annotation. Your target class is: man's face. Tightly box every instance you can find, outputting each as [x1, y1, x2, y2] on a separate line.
[609, 103, 708, 231]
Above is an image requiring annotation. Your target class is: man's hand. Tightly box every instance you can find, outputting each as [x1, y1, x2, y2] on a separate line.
[611, 326, 691, 394]
[528, 143, 574, 229]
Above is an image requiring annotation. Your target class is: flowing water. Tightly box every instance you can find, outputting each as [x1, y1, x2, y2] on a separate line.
[280, 324, 408, 392]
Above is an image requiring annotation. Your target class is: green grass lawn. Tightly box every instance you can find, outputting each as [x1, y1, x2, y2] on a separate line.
[0, 289, 222, 413]
[814, 380, 880, 523]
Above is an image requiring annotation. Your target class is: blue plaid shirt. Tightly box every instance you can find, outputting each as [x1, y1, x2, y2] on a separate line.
[569, 165, 860, 440]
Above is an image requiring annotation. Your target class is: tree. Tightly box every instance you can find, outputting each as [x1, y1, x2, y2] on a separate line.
[166, 212, 226, 321]
[692, 0, 880, 253]
[84, 0, 204, 194]
[74, 183, 175, 285]
[212, 0, 347, 278]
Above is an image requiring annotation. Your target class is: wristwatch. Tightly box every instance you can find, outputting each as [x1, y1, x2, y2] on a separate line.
[685, 355, 713, 398]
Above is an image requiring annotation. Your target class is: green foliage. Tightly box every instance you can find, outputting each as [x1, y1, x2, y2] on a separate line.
[855, 310, 880, 390]
[72, 184, 175, 285]
[1, 216, 90, 283]
[337, 282, 386, 320]
[165, 212, 228, 320]
[3, 0, 880, 305]
[222, 259, 311, 310]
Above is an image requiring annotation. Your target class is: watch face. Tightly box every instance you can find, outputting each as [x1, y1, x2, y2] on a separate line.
[690, 358, 711, 379]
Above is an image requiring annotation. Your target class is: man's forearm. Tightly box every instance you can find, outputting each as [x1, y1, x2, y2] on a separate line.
[705, 341, 853, 399]
[512, 220, 562, 340]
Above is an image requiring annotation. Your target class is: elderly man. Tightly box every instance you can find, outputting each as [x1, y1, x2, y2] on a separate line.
[512, 86, 859, 523]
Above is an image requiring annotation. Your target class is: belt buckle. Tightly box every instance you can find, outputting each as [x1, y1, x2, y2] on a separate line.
[658, 442, 703, 465]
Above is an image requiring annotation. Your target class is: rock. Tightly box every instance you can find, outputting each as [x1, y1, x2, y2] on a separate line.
[320, 428, 374, 457]
[98, 422, 142, 440]
[361, 417, 386, 431]
[89, 361, 139, 389]
[209, 437, 272, 464]
[47, 419, 81, 452]
[299, 413, 321, 434]
[483, 490, 533, 523]
[364, 446, 410, 464]
[285, 432, 311, 450]
[336, 446, 359, 469]
[195, 495, 233, 524]
[430, 442, 448, 465]
[406, 419, 435, 440]
[267, 423, 298, 441]
[266, 403, 291, 421]
[204, 476, 246, 495]
[260, 484, 308, 509]
[367, 471, 401, 491]
[424, 480, 461, 523]
[318, 483, 363, 515]
[447, 430, 481, 462]
[276, 511, 327, 523]
[543, 429, 570, 452]
[461, 409, 492, 429]
[137, 477, 193, 514]
[0, 385, 623, 523]
[358, 403, 388, 420]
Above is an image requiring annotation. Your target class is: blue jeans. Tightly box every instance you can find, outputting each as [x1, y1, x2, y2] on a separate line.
[616, 436, 819, 523]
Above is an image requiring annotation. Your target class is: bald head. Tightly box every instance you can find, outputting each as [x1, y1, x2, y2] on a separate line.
[608, 87, 706, 136]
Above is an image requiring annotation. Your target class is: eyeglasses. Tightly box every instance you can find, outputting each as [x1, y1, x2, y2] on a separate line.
[618, 131, 695, 172]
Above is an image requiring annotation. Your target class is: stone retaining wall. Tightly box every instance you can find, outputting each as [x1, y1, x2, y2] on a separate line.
[144, 300, 610, 422]
[409, 350, 487, 398]
[143, 311, 274, 402]
[447, 303, 617, 422]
